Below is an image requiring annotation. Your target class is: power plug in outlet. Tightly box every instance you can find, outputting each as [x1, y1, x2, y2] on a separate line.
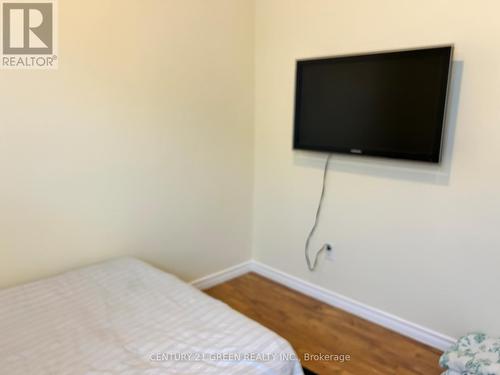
[325, 244, 335, 261]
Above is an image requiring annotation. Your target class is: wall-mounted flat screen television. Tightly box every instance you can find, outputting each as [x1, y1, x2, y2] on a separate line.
[293, 46, 453, 163]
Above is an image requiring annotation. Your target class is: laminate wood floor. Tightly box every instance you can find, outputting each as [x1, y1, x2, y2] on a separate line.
[205, 273, 443, 375]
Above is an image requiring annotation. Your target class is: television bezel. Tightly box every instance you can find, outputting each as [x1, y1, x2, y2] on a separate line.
[292, 45, 454, 163]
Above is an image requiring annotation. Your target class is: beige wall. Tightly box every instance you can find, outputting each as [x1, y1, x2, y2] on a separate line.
[253, 0, 500, 339]
[0, 0, 255, 287]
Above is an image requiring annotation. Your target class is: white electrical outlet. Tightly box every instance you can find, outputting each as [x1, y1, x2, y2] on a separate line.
[325, 244, 335, 261]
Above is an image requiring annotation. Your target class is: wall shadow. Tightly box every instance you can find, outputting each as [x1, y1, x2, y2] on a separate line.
[293, 61, 464, 186]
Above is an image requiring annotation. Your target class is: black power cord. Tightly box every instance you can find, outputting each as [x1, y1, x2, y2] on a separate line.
[305, 154, 332, 271]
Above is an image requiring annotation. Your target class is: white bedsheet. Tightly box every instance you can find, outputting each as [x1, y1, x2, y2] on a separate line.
[0, 257, 303, 375]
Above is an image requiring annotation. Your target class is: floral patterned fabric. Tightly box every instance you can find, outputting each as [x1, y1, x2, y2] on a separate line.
[440, 333, 500, 375]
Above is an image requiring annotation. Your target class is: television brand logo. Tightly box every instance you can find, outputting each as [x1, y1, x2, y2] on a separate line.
[1, 0, 57, 69]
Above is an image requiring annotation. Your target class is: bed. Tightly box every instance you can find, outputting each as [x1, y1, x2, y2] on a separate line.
[0, 257, 303, 375]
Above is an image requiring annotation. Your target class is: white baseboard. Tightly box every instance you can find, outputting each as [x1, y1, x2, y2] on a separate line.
[190, 261, 252, 290]
[191, 259, 456, 352]
[250, 261, 456, 352]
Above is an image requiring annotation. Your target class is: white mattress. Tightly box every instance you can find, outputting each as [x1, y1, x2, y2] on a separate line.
[0, 258, 303, 375]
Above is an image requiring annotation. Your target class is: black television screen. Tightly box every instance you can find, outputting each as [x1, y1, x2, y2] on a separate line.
[293, 46, 453, 163]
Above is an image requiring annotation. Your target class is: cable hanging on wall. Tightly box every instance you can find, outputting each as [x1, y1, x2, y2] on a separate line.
[305, 154, 332, 271]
